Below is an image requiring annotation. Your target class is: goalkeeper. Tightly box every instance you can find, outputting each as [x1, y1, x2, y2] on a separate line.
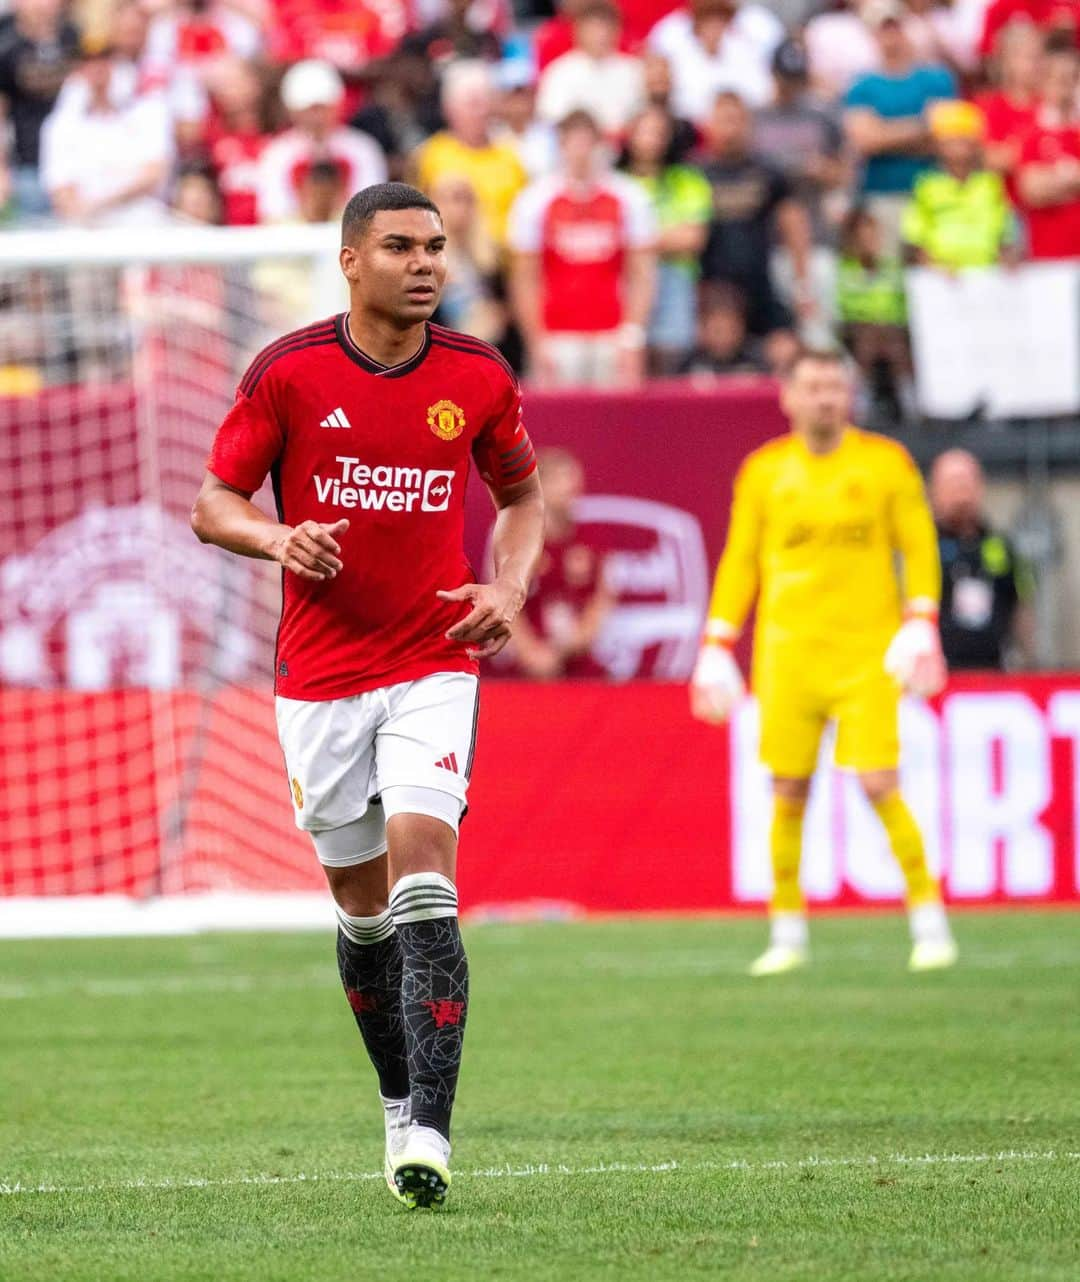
[691, 348, 957, 975]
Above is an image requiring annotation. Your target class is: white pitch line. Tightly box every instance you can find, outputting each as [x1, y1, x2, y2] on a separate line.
[2, 1150, 1077, 1198]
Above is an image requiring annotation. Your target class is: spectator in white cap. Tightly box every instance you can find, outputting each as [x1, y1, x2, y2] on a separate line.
[255, 58, 386, 223]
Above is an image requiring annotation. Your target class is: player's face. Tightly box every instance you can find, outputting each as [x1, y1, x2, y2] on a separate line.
[341, 208, 448, 325]
[782, 361, 851, 437]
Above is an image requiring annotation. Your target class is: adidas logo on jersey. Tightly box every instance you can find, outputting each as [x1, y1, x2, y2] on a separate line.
[320, 407, 351, 429]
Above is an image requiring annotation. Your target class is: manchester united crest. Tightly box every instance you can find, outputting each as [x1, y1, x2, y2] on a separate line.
[427, 399, 466, 441]
[291, 777, 303, 809]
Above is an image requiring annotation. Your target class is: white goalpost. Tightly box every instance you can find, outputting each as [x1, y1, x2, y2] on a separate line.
[0, 223, 347, 936]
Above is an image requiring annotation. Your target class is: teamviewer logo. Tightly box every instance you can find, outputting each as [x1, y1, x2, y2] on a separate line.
[422, 470, 454, 512]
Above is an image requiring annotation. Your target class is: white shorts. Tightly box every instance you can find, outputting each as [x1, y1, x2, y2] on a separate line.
[275, 672, 480, 842]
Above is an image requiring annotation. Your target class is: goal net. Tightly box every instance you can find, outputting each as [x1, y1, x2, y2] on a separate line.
[0, 223, 344, 917]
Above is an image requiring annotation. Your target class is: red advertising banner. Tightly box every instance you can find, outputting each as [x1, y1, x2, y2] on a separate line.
[3, 677, 1079, 909]
[464, 382, 785, 679]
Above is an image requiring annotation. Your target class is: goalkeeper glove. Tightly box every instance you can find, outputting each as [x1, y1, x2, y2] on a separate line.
[690, 629, 745, 724]
[884, 607, 947, 698]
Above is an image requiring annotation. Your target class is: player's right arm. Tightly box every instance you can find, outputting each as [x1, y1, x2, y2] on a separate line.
[690, 454, 765, 724]
[190, 380, 347, 582]
[191, 474, 348, 582]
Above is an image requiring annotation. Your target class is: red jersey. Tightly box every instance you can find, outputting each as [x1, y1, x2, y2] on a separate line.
[507, 172, 657, 333]
[207, 316, 536, 701]
[267, 0, 409, 68]
[979, 0, 1079, 57]
[975, 89, 1038, 199]
[208, 127, 271, 226]
[1017, 123, 1080, 259]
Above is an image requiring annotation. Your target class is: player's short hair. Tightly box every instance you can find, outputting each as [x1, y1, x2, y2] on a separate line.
[783, 346, 850, 381]
[340, 183, 442, 246]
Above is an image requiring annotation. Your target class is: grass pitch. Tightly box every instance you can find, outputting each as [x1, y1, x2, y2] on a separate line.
[2, 912, 1079, 1281]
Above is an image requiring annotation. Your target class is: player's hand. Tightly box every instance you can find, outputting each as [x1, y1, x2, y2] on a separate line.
[437, 580, 524, 659]
[272, 519, 349, 581]
[690, 641, 745, 724]
[884, 614, 947, 698]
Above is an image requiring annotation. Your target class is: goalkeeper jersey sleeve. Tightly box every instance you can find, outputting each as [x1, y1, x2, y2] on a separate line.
[885, 442, 941, 610]
[706, 453, 764, 636]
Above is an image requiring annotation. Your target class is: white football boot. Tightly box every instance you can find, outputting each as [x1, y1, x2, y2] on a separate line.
[392, 1124, 452, 1209]
[908, 902, 958, 972]
[748, 912, 810, 977]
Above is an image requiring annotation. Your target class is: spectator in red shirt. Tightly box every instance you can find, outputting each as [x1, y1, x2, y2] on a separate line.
[507, 108, 658, 387]
[267, 0, 407, 73]
[1016, 43, 1080, 257]
[255, 59, 386, 223]
[507, 447, 614, 679]
[204, 58, 277, 225]
[979, 0, 1079, 59]
[976, 21, 1044, 184]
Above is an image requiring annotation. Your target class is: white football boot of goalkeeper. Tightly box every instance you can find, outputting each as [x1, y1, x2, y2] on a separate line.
[392, 1125, 452, 1209]
[381, 1095, 411, 1204]
[907, 902, 959, 972]
[749, 913, 809, 977]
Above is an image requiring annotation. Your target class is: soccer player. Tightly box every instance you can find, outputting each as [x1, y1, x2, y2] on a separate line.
[191, 183, 544, 1207]
[690, 349, 958, 975]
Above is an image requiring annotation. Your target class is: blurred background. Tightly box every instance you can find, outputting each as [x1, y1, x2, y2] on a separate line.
[1, 0, 1079, 929]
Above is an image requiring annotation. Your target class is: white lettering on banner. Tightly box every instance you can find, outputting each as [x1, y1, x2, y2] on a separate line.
[314, 458, 452, 513]
[945, 694, 1051, 897]
[1047, 692, 1080, 897]
[730, 691, 1059, 902]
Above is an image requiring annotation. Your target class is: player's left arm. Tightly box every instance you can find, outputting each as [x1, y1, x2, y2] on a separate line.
[438, 473, 544, 660]
[883, 445, 947, 696]
[438, 372, 544, 660]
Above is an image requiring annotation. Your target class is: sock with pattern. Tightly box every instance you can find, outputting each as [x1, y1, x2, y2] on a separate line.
[389, 872, 468, 1141]
[335, 907, 410, 1100]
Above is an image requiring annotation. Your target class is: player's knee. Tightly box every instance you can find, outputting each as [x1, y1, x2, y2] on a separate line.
[859, 770, 899, 805]
[772, 775, 811, 804]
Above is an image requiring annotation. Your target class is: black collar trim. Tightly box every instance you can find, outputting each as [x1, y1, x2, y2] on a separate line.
[335, 313, 431, 378]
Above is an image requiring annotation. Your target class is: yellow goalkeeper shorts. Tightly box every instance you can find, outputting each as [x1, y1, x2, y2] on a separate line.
[754, 643, 900, 778]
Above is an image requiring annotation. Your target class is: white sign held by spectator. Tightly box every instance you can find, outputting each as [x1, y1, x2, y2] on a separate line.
[908, 264, 1080, 419]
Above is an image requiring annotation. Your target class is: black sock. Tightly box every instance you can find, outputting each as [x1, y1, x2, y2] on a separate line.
[335, 910, 410, 1101]
[389, 874, 468, 1141]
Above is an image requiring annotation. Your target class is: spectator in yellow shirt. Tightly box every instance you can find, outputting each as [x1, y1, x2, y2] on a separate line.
[902, 101, 1019, 272]
[411, 60, 528, 249]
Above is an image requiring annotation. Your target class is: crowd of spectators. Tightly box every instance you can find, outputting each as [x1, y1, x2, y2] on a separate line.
[1, 0, 1079, 404]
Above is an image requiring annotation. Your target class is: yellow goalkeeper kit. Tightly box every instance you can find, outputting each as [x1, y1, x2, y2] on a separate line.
[708, 427, 940, 778]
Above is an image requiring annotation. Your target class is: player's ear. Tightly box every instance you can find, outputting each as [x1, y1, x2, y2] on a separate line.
[339, 244, 360, 282]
